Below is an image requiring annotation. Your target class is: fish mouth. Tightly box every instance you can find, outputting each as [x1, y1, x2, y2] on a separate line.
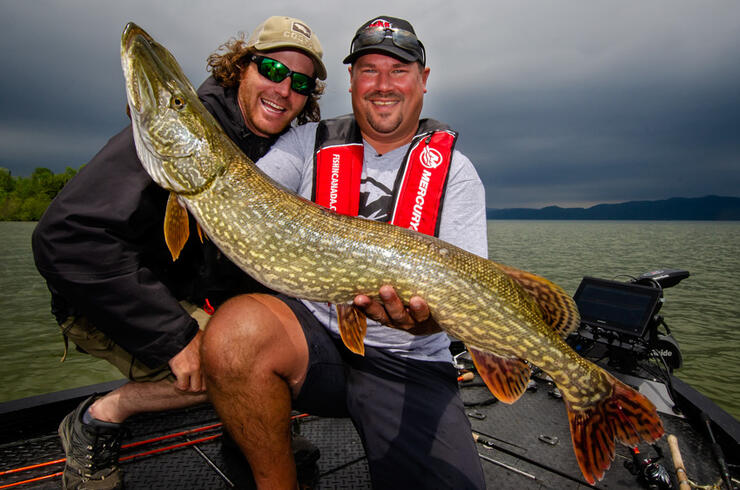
[120, 22, 193, 126]
[121, 23, 196, 182]
[120, 22, 224, 195]
[121, 22, 197, 140]
[121, 23, 157, 116]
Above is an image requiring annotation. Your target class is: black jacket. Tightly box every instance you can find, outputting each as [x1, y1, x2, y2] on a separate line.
[32, 76, 276, 368]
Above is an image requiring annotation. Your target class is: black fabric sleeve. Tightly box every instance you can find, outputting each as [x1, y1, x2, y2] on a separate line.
[32, 126, 199, 368]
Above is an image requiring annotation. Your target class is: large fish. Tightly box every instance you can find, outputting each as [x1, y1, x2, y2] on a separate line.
[120, 22, 664, 483]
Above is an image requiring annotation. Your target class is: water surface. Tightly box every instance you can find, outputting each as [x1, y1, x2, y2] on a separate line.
[0, 221, 738, 420]
[487, 220, 740, 419]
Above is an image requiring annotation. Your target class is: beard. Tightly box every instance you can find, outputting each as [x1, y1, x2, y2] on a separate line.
[361, 91, 404, 134]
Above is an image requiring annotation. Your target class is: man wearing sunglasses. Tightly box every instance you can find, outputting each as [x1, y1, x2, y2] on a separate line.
[32, 16, 325, 489]
[204, 16, 487, 489]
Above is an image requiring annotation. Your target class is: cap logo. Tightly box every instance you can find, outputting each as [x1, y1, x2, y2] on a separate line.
[292, 21, 311, 39]
[368, 19, 392, 29]
[420, 146, 443, 169]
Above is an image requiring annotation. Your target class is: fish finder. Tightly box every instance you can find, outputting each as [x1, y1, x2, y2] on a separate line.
[570, 269, 689, 374]
[573, 277, 662, 338]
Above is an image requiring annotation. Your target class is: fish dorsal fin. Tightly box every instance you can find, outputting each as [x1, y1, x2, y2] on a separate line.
[164, 191, 189, 261]
[493, 262, 580, 337]
[336, 304, 367, 356]
[468, 347, 530, 404]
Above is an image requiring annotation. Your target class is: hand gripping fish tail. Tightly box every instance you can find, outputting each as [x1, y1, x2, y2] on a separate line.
[566, 377, 665, 484]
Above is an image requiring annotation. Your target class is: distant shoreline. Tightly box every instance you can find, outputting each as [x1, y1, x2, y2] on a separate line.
[3, 195, 739, 222]
[487, 195, 740, 221]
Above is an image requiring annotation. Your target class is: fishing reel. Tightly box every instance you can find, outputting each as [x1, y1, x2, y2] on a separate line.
[625, 445, 674, 490]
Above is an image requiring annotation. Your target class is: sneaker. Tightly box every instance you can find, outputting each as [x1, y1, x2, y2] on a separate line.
[58, 395, 124, 489]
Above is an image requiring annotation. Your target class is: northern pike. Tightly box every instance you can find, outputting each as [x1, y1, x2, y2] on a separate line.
[121, 22, 664, 483]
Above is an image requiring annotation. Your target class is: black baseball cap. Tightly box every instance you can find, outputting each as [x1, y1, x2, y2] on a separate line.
[343, 16, 426, 66]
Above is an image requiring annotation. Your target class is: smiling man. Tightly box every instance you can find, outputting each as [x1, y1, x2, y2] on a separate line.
[32, 16, 325, 489]
[203, 16, 487, 489]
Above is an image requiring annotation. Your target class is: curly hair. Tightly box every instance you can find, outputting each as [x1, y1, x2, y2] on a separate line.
[207, 34, 324, 125]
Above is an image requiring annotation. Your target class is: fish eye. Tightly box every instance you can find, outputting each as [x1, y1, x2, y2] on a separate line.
[171, 96, 185, 110]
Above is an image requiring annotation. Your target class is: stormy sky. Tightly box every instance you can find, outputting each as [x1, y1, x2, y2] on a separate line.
[1, 1, 738, 208]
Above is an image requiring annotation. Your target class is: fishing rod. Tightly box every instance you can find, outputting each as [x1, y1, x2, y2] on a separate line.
[0, 471, 61, 489]
[472, 431, 600, 489]
[701, 413, 735, 490]
[0, 422, 223, 477]
[0, 433, 221, 489]
[477, 452, 538, 481]
[186, 435, 235, 488]
[318, 456, 367, 479]
[1, 412, 312, 479]
[668, 434, 691, 490]
[469, 428, 526, 452]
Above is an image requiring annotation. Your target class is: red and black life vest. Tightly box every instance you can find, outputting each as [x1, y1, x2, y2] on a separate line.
[311, 115, 458, 237]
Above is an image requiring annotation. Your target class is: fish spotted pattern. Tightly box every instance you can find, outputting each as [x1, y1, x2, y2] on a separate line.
[120, 22, 664, 484]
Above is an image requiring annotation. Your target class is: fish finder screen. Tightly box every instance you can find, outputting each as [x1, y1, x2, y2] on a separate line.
[573, 277, 662, 337]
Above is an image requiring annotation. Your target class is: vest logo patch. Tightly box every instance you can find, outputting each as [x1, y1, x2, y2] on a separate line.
[420, 146, 443, 169]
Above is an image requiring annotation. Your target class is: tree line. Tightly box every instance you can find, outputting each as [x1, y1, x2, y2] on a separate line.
[0, 167, 81, 221]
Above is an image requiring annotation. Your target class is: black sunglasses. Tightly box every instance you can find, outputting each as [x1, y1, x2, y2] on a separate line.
[249, 55, 316, 96]
[351, 27, 426, 65]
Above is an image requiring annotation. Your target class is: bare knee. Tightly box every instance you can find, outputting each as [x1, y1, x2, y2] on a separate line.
[201, 294, 308, 393]
[202, 295, 267, 375]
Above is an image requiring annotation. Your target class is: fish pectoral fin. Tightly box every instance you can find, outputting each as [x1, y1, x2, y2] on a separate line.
[492, 262, 581, 338]
[336, 304, 367, 356]
[468, 347, 531, 404]
[164, 191, 189, 261]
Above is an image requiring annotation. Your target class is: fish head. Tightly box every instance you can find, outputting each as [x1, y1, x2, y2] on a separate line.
[121, 22, 226, 195]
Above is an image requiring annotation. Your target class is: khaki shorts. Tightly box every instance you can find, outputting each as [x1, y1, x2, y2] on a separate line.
[60, 301, 211, 382]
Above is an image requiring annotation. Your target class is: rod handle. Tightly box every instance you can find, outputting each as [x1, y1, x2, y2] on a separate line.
[667, 434, 691, 490]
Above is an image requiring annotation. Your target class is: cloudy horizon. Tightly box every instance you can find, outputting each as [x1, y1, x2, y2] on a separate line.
[2, 1, 738, 209]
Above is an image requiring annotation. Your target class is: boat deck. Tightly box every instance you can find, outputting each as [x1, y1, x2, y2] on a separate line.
[2, 369, 735, 489]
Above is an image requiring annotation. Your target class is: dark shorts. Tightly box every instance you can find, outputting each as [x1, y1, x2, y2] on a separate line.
[278, 295, 485, 490]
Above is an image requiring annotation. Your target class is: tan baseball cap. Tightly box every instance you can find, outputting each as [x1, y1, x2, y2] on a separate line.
[246, 16, 326, 80]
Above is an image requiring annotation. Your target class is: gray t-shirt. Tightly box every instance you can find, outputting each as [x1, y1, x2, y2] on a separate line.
[256, 121, 488, 362]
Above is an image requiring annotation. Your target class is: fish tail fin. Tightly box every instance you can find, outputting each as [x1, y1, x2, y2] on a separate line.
[565, 377, 664, 484]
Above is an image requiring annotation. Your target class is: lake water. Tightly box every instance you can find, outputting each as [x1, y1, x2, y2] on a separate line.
[1, 221, 738, 420]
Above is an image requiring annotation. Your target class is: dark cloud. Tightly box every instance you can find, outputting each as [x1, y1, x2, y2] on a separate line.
[1, 1, 739, 208]
[429, 47, 740, 208]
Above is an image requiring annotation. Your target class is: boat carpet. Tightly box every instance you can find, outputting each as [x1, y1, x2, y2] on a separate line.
[0, 374, 727, 489]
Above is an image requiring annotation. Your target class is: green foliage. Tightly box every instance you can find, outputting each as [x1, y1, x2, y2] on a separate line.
[0, 166, 80, 221]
